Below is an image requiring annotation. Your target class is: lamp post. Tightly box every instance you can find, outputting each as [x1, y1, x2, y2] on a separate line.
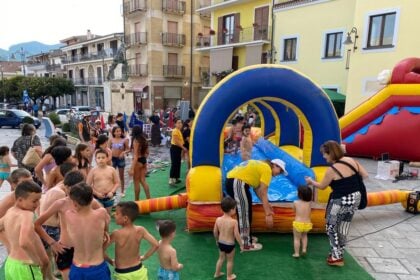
[11, 47, 29, 76]
[0, 65, 4, 108]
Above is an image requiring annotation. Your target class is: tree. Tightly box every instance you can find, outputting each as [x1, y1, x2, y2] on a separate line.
[4, 76, 74, 107]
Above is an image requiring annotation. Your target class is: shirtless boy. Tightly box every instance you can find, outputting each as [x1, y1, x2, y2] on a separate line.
[34, 170, 85, 280]
[38, 162, 76, 277]
[214, 197, 243, 280]
[65, 183, 111, 279]
[108, 201, 159, 279]
[0, 181, 49, 280]
[86, 148, 120, 213]
[0, 168, 32, 250]
[240, 124, 253, 161]
[157, 220, 183, 280]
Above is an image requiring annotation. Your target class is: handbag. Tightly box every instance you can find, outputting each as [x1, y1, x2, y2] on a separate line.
[22, 136, 41, 168]
[335, 160, 368, 210]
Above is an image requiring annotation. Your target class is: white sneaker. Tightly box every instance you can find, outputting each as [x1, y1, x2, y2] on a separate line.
[168, 178, 175, 185]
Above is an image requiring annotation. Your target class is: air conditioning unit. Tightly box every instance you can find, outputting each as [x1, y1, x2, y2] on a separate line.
[141, 92, 148, 99]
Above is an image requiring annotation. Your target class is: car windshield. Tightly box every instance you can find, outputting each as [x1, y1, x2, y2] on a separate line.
[13, 110, 31, 117]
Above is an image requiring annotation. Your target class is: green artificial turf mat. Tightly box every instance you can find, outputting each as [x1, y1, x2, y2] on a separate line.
[105, 163, 373, 280]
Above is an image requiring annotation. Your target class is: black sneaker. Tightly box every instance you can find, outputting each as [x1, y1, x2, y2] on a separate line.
[175, 179, 182, 184]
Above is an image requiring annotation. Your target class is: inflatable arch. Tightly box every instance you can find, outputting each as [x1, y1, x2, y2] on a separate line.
[186, 65, 341, 231]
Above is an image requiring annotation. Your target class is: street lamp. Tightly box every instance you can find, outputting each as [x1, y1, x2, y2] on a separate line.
[0, 65, 5, 108]
[11, 47, 30, 76]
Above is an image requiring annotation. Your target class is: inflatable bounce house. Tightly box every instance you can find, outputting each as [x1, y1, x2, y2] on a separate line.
[135, 62, 418, 233]
[341, 58, 420, 161]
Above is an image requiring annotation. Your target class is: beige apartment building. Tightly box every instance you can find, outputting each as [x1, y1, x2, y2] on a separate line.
[60, 31, 124, 111]
[122, 0, 210, 115]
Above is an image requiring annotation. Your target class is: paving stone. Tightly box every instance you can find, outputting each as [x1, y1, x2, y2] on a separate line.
[347, 247, 379, 258]
[397, 275, 420, 280]
[366, 258, 409, 274]
[370, 273, 399, 280]
[366, 241, 398, 258]
[390, 238, 417, 249]
[399, 259, 420, 275]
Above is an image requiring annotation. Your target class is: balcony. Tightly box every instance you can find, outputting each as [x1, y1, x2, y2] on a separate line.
[195, 36, 211, 47]
[73, 77, 104, 85]
[274, 0, 322, 10]
[163, 65, 185, 78]
[46, 64, 62, 71]
[162, 0, 186, 15]
[74, 78, 87, 85]
[199, 67, 210, 87]
[162, 33, 186, 47]
[128, 64, 148, 76]
[61, 52, 114, 64]
[196, 0, 254, 13]
[196, 25, 271, 49]
[123, 0, 147, 15]
[125, 32, 148, 47]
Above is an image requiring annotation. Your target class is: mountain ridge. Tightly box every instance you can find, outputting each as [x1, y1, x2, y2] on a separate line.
[0, 41, 63, 60]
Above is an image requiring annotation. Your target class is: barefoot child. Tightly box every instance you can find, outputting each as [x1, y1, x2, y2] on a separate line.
[0, 146, 17, 188]
[35, 171, 99, 280]
[157, 220, 183, 280]
[214, 197, 243, 280]
[0, 181, 50, 279]
[108, 201, 159, 279]
[87, 148, 120, 213]
[65, 183, 111, 279]
[240, 124, 253, 161]
[292, 186, 313, 258]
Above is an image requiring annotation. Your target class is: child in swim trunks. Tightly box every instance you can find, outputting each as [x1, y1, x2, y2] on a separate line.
[87, 149, 120, 214]
[292, 185, 313, 258]
[107, 201, 159, 280]
[0, 146, 17, 189]
[0, 181, 49, 280]
[156, 220, 183, 280]
[213, 197, 243, 280]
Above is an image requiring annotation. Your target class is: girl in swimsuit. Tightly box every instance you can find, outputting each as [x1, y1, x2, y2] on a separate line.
[0, 146, 17, 189]
[74, 143, 91, 178]
[128, 125, 150, 200]
[34, 137, 67, 188]
[109, 127, 129, 196]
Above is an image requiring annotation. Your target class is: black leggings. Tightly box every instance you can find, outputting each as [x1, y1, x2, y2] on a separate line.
[170, 145, 182, 179]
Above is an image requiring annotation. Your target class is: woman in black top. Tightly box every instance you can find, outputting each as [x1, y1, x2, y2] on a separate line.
[305, 140, 368, 267]
[182, 119, 191, 170]
[128, 125, 150, 200]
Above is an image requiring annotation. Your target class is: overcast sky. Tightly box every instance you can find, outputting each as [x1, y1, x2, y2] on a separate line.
[1, 0, 123, 50]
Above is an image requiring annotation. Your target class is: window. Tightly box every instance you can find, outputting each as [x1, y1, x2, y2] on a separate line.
[367, 12, 396, 48]
[223, 14, 235, 44]
[283, 38, 297, 61]
[324, 32, 343, 58]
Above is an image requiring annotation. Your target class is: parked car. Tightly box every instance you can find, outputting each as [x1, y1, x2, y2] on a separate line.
[55, 108, 70, 123]
[0, 109, 41, 129]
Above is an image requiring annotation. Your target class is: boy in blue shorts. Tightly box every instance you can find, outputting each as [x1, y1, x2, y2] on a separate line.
[157, 220, 183, 280]
[87, 148, 120, 214]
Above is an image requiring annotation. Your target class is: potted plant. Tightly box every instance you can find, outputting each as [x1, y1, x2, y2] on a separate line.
[236, 25, 243, 31]
[209, 29, 216, 35]
[198, 32, 203, 37]
[253, 22, 259, 28]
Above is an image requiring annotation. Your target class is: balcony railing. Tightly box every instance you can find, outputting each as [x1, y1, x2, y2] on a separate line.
[199, 67, 210, 87]
[196, 36, 211, 47]
[197, 25, 271, 48]
[123, 0, 147, 15]
[46, 64, 62, 71]
[74, 78, 87, 85]
[162, 0, 186, 15]
[125, 32, 148, 47]
[163, 65, 185, 78]
[128, 64, 148, 76]
[162, 33, 186, 47]
[73, 77, 104, 85]
[62, 52, 114, 64]
[274, 0, 321, 10]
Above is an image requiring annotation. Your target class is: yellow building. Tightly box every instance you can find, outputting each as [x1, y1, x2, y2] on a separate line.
[123, 0, 210, 114]
[273, 0, 420, 113]
[196, 0, 273, 94]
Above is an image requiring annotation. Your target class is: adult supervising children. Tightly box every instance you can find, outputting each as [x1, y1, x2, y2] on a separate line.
[225, 159, 287, 251]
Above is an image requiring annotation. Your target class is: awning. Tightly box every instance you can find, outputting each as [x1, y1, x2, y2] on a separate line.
[323, 88, 346, 103]
[133, 84, 147, 92]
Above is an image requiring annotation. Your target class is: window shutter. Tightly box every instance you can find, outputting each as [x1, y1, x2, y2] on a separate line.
[233, 13, 240, 43]
[217, 17, 223, 45]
